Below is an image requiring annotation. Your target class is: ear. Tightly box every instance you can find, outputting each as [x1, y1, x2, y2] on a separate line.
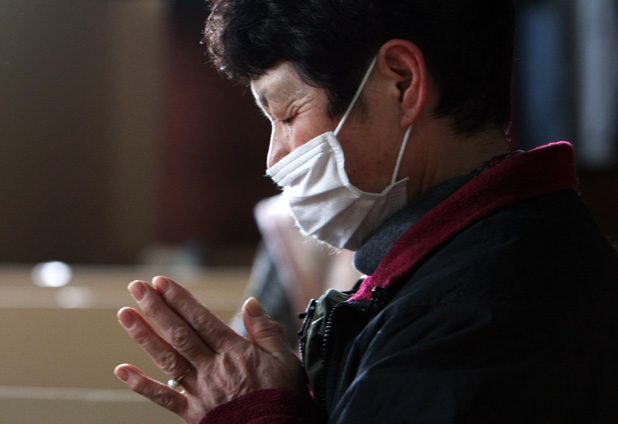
[375, 39, 428, 129]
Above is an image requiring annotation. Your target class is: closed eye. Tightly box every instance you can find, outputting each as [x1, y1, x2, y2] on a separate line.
[281, 116, 295, 125]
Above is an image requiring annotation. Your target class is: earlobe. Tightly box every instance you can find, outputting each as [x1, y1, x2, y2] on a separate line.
[377, 39, 428, 129]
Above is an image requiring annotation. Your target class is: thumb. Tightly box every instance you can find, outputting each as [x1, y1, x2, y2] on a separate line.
[242, 297, 292, 359]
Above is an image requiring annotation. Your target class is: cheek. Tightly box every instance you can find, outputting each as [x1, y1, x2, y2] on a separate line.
[293, 112, 338, 148]
[338, 132, 394, 193]
[290, 124, 317, 150]
[267, 114, 335, 168]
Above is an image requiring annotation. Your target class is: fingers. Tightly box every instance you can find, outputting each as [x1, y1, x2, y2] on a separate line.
[151, 276, 247, 354]
[117, 307, 195, 387]
[242, 298, 295, 363]
[114, 364, 188, 416]
[117, 277, 304, 420]
[242, 298, 307, 392]
[128, 279, 216, 364]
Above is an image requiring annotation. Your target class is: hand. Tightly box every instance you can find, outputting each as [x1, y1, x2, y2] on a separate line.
[114, 276, 306, 423]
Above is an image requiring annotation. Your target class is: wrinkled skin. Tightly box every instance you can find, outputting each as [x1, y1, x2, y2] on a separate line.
[115, 276, 306, 423]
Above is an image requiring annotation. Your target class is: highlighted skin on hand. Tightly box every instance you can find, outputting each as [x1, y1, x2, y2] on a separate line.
[114, 277, 306, 424]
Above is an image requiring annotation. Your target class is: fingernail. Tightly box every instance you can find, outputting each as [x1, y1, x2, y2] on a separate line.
[117, 307, 136, 329]
[128, 281, 146, 301]
[114, 365, 129, 382]
[244, 297, 266, 318]
[153, 276, 169, 293]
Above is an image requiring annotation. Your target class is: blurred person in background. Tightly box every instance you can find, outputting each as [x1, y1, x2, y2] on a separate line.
[230, 194, 361, 348]
[114, 1, 618, 423]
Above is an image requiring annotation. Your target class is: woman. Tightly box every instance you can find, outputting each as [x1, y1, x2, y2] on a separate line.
[115, 1, 618, 422]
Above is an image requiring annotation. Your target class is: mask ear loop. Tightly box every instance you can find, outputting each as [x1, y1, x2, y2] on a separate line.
[391, 124, 413, 184]
[333, 55, 412, 184]
[334, 56, 378, 137]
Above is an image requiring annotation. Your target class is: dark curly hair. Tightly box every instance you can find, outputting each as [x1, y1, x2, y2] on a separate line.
[204, 0, 515, 135]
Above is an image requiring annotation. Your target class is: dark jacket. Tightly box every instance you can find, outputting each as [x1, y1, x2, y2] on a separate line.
[203, 143, 618, 423]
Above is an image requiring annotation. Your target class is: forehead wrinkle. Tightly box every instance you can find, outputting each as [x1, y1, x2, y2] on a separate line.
[253, 63, 313, 117]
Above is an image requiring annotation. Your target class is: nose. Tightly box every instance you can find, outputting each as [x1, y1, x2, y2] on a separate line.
[266, 127, 288, 170]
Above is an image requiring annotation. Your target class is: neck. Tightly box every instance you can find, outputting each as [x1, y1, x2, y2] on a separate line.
[402, 119, 509, 200]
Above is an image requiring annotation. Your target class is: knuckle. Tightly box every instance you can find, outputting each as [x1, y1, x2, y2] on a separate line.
[131, 378, 147, 393]
[152, 386, 175, 410]
[157, 350, 178, 373]
[132, 328, 151, 347]
[256, 320, 283, 339]
[169, 325, 192, 350]
[145, 302, 164, 321]
[271, 321, 285, 336]
[130, 376, 183, 415]
[192, 311, 221, 342]
[191, 310, 210, 330]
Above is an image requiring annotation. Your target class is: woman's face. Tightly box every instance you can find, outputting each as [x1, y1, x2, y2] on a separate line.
[251, 61, 405, 193]
[250, 62, 334, 170]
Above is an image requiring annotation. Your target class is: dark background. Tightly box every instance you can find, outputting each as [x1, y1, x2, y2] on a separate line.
[0, 0, 616, 267]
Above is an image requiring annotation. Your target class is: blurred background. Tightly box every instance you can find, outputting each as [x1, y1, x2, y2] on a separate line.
[0, 0, 616, 422]
[0, 0, 276, 267]
[1, 0, 274, 422]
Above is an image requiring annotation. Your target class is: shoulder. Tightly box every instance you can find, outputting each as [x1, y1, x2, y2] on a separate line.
[406, 189, 618, 303]
[327, 188, 618, 422]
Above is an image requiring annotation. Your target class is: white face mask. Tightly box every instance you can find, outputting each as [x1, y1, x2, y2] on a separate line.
[266, 56, 412, 250]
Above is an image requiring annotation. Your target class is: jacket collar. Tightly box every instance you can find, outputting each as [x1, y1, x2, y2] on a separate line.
[354, 174, 473, 276]
[350, 142, 578, 302]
